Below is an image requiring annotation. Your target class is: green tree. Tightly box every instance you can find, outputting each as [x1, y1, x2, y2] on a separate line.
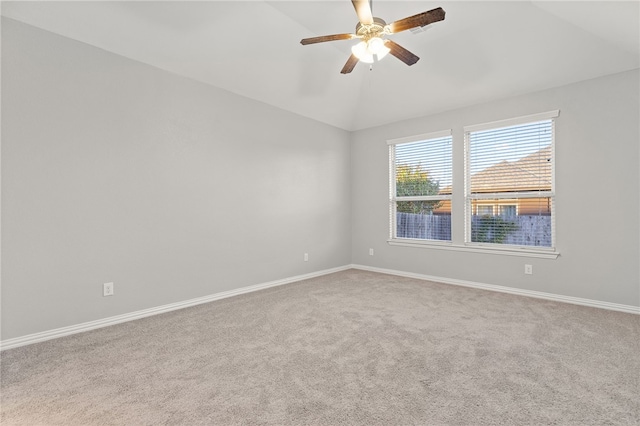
[396, 164, 442, 214]
[471, 215, 518, 244]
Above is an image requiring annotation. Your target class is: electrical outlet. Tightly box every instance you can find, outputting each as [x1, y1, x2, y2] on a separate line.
[304, 253, 308, 262]
[103, 282, 114, 296]
[369, 248, 374, 256]
[524, 264, 533, 275]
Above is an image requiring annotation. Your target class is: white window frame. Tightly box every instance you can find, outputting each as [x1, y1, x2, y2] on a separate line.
[388, 129, 452, 243]
[386, 111, 560, 260]
[464, 110, 559, 252]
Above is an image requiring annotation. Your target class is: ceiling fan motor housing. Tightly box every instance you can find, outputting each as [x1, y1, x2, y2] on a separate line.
[355, 17, 387, 41]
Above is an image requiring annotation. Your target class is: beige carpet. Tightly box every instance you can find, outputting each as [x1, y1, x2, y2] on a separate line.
[1, 269, 639, 425]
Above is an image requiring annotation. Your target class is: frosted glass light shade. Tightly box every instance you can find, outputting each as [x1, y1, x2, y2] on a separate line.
[351, 41, 374, 63]
[367, 37, 385, 55]
[367, 37, 390, 60]
[375, 45, 390, 60]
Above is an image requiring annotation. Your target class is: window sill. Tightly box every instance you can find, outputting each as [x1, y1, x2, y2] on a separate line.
[387, 239, 560, 259]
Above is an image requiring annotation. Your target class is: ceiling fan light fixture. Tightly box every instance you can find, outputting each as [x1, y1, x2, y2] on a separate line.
[367, 37, 386, 55]
[351, 41, 374, 63]
[368, 37, 391, 60]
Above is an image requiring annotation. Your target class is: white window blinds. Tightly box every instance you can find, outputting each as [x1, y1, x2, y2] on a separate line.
[464, 111, 557, 248]
[467, 120, 553, 197]
[389, 131, 452, 241]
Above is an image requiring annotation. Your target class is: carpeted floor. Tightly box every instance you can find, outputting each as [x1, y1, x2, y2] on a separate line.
[1, 269, 639, 425]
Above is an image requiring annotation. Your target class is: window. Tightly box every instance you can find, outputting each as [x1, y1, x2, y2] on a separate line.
[389, 130, 452, 242]
[476, 205, 494, 216]
[499, 205, 517, 218]
[465, 111, 557, 248]
[474, 203, 517, 217]
[387, 111, 559, 257]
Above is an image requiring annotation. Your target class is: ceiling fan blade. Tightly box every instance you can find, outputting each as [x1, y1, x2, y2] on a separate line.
[300, 33, 356, 45]
[384, 40, 420, 66]
[351, 0, 373, 25]
[388, 7, 445, 34]
[340, 54, 359, 74]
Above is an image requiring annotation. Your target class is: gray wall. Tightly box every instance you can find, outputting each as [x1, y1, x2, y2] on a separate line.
[1, 19, 352, 340]
[2, 17, 639, 343]
[351, 69, 640, 307]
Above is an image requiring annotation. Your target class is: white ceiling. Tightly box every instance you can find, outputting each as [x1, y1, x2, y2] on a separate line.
[2, 1, 639, 131]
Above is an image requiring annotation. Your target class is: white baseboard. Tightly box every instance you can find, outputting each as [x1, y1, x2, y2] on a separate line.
[4, 264, 637, 351]
[0, 265, 351, 351]
[351, 264, 640, 315]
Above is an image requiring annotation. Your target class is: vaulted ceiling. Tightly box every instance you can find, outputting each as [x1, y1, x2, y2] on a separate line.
[2, 1, 638, 131]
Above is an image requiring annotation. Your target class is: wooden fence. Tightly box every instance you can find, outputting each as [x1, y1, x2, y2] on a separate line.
[396, 213, 552, 247]
[396, 213, 452, 241]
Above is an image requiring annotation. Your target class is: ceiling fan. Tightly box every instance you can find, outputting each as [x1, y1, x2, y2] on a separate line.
[300, 0, 445, 74]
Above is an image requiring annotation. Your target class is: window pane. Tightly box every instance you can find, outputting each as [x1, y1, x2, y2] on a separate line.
[469, 121, 552, 195]
[476, 205, 494, 216]
[396, 201, 451, 241]
[499, 205, 517, 217]
[391, 134, 452, 242]
[395, 136, 452, 197]
[467, 117, 554, 248]
[470, 199, 552, 246]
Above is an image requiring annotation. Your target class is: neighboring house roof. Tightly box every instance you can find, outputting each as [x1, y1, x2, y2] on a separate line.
[440, 145, 552, 194]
